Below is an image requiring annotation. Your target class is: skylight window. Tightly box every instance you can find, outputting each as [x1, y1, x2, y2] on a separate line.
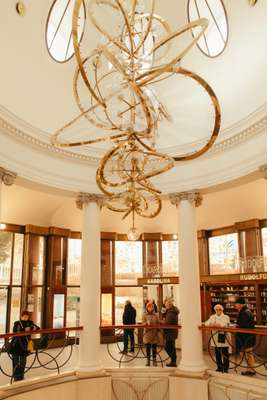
[187, 0, 228, 57]
[46, 0, 86, 63]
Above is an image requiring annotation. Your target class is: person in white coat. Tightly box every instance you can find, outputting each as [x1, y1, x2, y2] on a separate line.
[205, 304, 230, 373]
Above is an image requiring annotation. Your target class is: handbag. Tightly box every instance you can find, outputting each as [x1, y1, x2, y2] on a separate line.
[27, 339, 34, 353]
[217, 332, 226, 344]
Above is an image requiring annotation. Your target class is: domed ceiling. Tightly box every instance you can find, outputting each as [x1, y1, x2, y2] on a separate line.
[0, 0, 266, 193]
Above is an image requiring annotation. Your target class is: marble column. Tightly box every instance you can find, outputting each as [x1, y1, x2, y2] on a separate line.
[169, 191, 206, 374]
[76, 192, 105, 374]
[0, 167, 17, 225]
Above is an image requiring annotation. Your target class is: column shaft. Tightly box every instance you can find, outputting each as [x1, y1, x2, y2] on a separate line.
[78, 199, 102, 372]
[178, 198, 206, 372]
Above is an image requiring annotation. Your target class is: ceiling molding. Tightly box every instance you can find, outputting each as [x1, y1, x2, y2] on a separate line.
[0, 103, 267, 165]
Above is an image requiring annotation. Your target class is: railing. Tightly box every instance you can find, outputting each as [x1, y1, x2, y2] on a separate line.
[0, 326, 83, 383]
[200, 325, 267, 376]
[100, 324, 181, 367]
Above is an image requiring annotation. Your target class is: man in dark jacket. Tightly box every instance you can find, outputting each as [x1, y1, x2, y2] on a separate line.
[235, 298, 256, 376]
[163, 299, 179, 367]
[122, 300, 136, 353]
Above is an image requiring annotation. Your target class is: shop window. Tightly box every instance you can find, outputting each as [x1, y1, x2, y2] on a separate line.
[0, 230, 24, 332]
[162, 241, 179, 276]
[209, 233, 239, 275]
[115, 241, 142, 285]
[115, 286, 143, 324]
[46, 0, 86, 63]
[67, 239, 81, 285]
[66, 287, 80, 328]
[187, 0, 228, 57]
[53, 294, 65, 328]
[101, 293, 113, 325]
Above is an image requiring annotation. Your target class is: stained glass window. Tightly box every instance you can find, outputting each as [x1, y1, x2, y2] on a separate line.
[209, 233, 239, 275]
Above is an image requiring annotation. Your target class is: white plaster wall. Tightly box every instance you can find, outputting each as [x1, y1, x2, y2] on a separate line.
[1, 177, 267, 232]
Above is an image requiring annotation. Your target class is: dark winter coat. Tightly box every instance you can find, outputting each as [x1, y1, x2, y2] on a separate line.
[123, 304, 136, 325]
[236, 306, 256, 352]
[9, 320, 38, 355]
[164, 306, 179, 339]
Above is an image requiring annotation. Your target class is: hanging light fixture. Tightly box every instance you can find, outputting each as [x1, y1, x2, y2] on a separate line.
[51, 0, 221, 238]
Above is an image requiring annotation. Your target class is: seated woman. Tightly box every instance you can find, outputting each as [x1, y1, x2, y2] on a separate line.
[142, 302, 159, 366]
[205, 304, 230, 373]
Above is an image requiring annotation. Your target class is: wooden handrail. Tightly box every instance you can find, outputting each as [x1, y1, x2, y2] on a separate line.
[199, 325, 267, 336]
[100, 324, 181, 330]
[0, 326, 83, 340]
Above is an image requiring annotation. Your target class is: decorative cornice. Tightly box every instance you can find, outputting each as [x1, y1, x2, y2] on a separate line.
[259, 164, 267, 179]
[0, 166, 17, 185]
[169, 191, 203, 207]
[0, 107, 267, 165]
[76, 193, 106, 210]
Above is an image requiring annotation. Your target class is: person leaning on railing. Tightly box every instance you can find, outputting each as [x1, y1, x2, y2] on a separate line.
[162, 298, 179, 367]
[235, 298, 256, 376]
[121, 300, 136, 354]
[205, 304, 230, 373]
[9, 310, 40, 381]
[142, 302, 159, 366]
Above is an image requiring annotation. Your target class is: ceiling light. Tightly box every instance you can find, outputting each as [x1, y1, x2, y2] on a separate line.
[51, 0, 221, 237]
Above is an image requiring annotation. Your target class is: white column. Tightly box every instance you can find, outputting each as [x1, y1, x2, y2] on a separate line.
[76, 193, 105, 374]
[0, 167, 17, 226]
[169, 191, 206, 374]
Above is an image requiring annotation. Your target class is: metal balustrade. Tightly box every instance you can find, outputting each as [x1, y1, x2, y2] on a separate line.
[200, 325, 267, 376]
[100, 324, 181, 367]
[0, 326, 83, 383]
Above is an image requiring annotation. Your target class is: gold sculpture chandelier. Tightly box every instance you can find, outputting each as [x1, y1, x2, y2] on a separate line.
[51, 0, 221, 240]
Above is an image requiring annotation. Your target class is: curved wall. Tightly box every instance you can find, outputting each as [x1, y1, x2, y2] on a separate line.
[1, 177, 267, 232]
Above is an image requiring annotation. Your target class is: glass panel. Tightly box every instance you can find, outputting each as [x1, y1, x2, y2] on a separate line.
[209, 233, 239, 275]
[101, 293, 112, 325]
[0, 288, 8, 333]
[27, 287, 43, 328]
[46, 0, 86, 62]
[101, 240, 113, 287]
[66, 287, 80, 328]
[67, 239, 81, 285]
[115, 287, 143, 324]
[12, 234, 24, 285]
[262, 228, 267, 257]
[188, 0, 228, 57]
[53, 294, 65, 328]
[0, 231, 12, 285]
[10, 287, 21, 331]
[32, 236, 45, 285]
[115, 241, 142, 285]
[162, 241, 179, 276]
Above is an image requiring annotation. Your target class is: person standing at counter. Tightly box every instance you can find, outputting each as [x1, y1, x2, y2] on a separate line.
[121, 300, 136, 354]
[205, 304, 230, 373]
[163, 298, 179, 367]
[235, 298, 256, 376]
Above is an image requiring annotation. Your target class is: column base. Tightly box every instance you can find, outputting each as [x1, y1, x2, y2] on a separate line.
[75, 362, 106, 378]
[178, 359, 208, 374]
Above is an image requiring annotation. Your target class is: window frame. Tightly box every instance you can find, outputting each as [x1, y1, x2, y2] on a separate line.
[187, 0, 229, 58]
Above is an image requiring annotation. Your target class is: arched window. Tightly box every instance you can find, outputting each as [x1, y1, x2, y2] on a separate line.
[46, 0, 86, 63]
[187, 0, 228, 57]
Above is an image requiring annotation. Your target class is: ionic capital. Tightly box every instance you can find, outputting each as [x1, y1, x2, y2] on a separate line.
[0, 167, 17, 186]
[169, 191, 203, 208]
[259, 164, 267, 179]
[76, 192, 105, 210]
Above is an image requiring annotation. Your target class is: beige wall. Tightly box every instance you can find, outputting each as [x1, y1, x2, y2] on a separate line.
[2, 177, 267, 233]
